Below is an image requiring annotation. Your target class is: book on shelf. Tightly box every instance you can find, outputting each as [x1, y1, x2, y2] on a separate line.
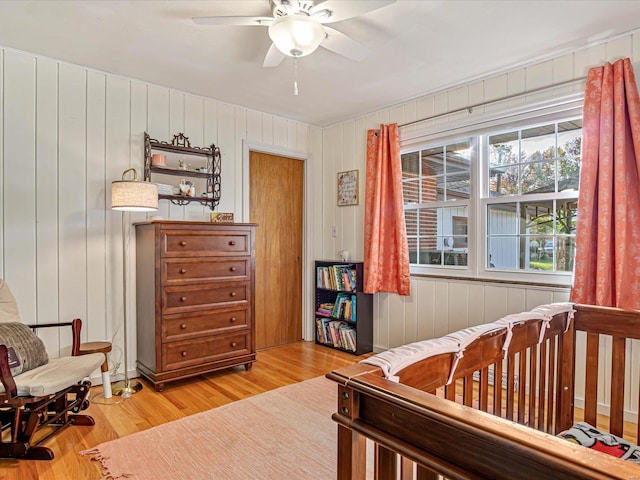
[316, 265, 357, 291]
[315, 317, 357, 352]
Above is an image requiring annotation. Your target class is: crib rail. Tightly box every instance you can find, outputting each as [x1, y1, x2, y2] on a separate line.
[328, 304, 640, 480]
[329, 370, 639, 479]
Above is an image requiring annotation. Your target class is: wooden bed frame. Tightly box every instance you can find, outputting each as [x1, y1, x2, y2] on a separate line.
[327, 303, 640, 479]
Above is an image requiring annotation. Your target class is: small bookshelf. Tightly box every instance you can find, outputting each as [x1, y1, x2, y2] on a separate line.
[314, 260, 373, 355]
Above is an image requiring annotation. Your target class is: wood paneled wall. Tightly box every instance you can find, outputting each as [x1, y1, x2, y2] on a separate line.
[0, 47, 319, 378]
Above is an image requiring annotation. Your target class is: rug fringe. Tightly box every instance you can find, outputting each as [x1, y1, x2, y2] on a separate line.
[80, 447, 134, 479]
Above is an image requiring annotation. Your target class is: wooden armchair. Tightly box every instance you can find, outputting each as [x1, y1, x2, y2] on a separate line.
[0, 279, 104, 460]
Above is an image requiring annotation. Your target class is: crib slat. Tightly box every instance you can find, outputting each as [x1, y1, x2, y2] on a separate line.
[545, 337, 556, 434]
[537, 340, 548, 431]
[609, 336, 625, 437]
[416, 465, 439, 480]
[463, 375, 473, 407]
[445, 382, 456, 402]
[506, 353, 516, 420]
[518, 351, 527, 424]
[528, 344, 538, 428]
[479, 366, 489, 412]
[494, 360, 502, 416]
[376, 444, 397, 480]
[401, 457, 413, 480]
[584, 332, 599, 427]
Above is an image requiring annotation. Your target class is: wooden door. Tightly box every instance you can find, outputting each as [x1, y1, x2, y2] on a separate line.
[250, 151, 303, 349]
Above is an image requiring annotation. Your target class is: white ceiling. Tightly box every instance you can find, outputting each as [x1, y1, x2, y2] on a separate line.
[0, 1, 639, 127]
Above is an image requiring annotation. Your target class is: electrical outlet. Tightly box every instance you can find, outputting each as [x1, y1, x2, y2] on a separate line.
[332, 225, 337, 237]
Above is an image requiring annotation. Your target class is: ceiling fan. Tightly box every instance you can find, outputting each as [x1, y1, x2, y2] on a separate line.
[192, 0, 395, 67]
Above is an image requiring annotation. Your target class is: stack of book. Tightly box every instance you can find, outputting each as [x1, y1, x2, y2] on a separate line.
[316, 265, 357, 291]
[315, 318, 357, 352]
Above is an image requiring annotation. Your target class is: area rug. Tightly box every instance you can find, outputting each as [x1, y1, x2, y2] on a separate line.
[81, 376, 347, 479]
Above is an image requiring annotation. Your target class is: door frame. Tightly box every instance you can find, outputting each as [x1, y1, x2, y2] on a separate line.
[242, 141, 314, 342]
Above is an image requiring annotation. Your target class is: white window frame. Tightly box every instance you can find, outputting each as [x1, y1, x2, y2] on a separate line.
[400, 92, 584, 285]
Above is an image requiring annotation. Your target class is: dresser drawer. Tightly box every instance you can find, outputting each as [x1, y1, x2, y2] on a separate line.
[162, 309, 249, 342]
[161, 229, 250, 257]
[162, 282, 249, 314]
[162, 333, 250, 371]
[162, 257, 251, 285]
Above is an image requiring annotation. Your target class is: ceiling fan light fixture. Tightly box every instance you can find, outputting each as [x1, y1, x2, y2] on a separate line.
[268, 14, 325, 57]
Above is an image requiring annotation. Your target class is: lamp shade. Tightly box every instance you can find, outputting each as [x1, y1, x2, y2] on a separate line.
[268, 15, 325, 57]
[111, 180, 158, 212]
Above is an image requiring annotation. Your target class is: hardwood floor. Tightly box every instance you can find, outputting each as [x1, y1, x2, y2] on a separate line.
[0, 341, 363, 480]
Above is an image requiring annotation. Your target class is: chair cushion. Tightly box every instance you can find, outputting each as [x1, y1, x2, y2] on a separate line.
[0, 322, 48, 376]
[0, 352, 104, 397]
[0, 279, 21, 324]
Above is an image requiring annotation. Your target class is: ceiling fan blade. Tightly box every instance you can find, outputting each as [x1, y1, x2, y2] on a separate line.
[310, 0, 395, 24]
[192, 16, 273, 26]
[321, 27, 370, 62]
[263, 43, 286, 68]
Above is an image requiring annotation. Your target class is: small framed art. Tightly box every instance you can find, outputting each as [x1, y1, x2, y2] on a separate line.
[337, 169, 359, 206]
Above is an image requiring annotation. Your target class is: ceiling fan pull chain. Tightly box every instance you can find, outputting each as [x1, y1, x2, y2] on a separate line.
[293, 56, 299, 96]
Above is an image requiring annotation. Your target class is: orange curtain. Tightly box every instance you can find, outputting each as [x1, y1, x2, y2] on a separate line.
[363, 123, 410, 296]
[571, 58, 640, 309]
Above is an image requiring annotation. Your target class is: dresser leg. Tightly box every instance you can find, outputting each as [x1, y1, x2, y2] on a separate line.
[244, 363, 253, 371]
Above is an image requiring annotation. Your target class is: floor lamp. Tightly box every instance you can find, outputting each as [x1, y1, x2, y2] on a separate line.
[111, 168, 158, 398]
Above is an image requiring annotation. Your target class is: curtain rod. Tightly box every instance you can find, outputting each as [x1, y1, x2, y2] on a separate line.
[397, 76, 587, 129]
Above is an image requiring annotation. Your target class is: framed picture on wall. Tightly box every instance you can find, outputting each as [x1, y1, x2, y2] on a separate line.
[337, 169, 359, 206]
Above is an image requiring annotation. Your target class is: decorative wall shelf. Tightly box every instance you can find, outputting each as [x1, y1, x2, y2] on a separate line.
[144, 132, 221, 210]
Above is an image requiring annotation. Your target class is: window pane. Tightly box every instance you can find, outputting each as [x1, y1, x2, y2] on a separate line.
[488, 204, 518, 234]
[520, 201, 554, 235]
[445, 172, 470, 200]
[421, 177, 438, 203]
[556, 236, 576, 272]
[407, 237, 417, 264]
[419, 238, 440, 265]
[422, 146, 444, 176]
[558, 158, 580, 192]
[419, 208, 438, 245]
[403, 179, 420, 204]
[488, 236, 518, 269]
[556, 199, 578, 235]
[446, 141, 471, 173]
[521, 160, 555, 194]
[557, 119, 582, 158]
[436, 177, 446, 201]
[521, 124, 555, 163]
[401, 152, 419, 178]
[489, 131, 518, 167]
[489, 165, 519, 196]
[405, 210, 417, 236]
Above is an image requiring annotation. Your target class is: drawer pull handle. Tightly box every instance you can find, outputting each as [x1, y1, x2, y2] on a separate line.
[230, 267, 237, 272]
[180, 296, 187, 302]
[180, 324, 187, 329]
[230, 317, 236, 322]
[230, 342, 237, 348]
[180, 241, 187, 247]
[180, 268, 187, 274]
[230, 292, 237, 297]
[181, 351, 187, 357]
[229, 241, 236, 246]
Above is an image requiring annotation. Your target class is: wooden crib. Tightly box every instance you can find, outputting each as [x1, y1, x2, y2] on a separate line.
[327, 303, 640, 479]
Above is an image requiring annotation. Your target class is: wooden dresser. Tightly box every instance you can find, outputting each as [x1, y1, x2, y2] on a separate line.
[134, 220, 256, 391]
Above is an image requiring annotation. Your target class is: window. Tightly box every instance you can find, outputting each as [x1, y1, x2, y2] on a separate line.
[402, 140, 472, 267]
[401, 116, 582, 278]
[485, 120, 581, 272]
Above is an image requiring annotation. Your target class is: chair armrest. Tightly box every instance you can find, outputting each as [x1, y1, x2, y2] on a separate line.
[0, 344, 18, 397]
[25, 318, 83, 356]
